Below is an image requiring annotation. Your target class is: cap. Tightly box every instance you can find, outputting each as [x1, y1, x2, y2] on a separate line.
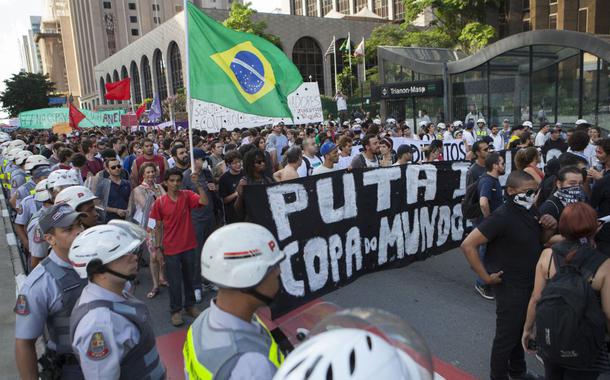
[453, 130, 463, 138]
[193, 148, 207, 161]
[437, 123, 446, 130]
[31, 166, 51, 179]
[522, 121, 533, 128]
[575, 119, 589, 126]
[373, 118, 382, 125]
[38, 203, 84, 234]
[386, 118, 396, 125]
[275, 121, 285, 126]
[503, 118, 510, 123]
[354, 118, 362, 124]
[320, 141, 337, 156]
[396, 144, 415, 156]
[477, 118, 486, 124]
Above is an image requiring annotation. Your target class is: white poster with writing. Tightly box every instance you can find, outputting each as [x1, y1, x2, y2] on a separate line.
[191, 82, 324, 133]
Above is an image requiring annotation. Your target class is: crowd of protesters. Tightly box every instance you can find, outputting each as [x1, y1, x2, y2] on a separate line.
[2, 108, 610, 379]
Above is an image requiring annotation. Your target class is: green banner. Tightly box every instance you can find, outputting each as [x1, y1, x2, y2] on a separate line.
[19, 108, 126, 129]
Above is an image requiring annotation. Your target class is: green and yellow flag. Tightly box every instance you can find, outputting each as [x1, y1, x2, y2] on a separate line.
[187, 2, 303, 118]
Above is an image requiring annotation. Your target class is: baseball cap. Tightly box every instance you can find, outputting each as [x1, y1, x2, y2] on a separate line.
[39, 203, 84, 234]
[396, 144, 415, 156]
[193, 148, 207, 161]
[503, 118, 510, 123]
[522, 121, 533, 128]
[320, 141, 337, 156]
[575, 119, 589, 126]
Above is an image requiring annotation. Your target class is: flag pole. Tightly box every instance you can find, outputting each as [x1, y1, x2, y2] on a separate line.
[183, 0, 195, 174]
[348, 32, 353, 98]
[333, 36, 338, 94]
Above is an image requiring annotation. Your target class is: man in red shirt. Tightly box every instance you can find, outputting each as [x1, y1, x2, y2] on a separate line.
[149, 167, 209, 326]
[130, 138, 168, 187]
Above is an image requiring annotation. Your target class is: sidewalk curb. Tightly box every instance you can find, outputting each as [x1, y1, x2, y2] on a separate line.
[1, 194, 26, 296]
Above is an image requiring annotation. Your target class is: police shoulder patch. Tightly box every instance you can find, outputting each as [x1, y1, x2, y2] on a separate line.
[86, 332, 110, 360]
[33, 225, 44, 244]
[14, 294, 29, 315]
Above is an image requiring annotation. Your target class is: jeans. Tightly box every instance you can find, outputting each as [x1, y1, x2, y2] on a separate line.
[490, 282, 532, 380]
[164, 249, 196, 314]
[473, 217, 489, 286]
[192, 217, 216, 290]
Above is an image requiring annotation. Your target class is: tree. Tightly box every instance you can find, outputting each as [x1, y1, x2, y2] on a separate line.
[223, 2, 282, 48]
[402, 0, 498, 54]
[0, 72, 56, 117]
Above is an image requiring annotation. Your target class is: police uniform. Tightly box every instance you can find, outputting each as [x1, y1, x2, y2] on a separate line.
[26, 205, 51, 261]
[10, 167, 28, 196]
[14, 179, 36, 211]
[70, 283, 166, 380]
[15, 193, 41, 226]
[15, 249, 87, 379]
[184, 300, 283, 380]
[4, 162, 17, 190]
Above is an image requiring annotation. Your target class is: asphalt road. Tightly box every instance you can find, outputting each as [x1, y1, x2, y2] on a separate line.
[134, 247, 544, 379]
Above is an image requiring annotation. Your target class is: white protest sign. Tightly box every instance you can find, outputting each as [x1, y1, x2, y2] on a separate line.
[350, 138, 466, 163]
[191, 82, 324, 133]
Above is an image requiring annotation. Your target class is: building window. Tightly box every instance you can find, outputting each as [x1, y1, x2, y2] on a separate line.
[321, 0, 332, 15]
[549, 0, 557, 4]
[549, 14, 557, 29]
[153, 16, 161, 24]
[130, 16, 137, 23]
[373, 0, 388, 18]
[522, 0, 529, 10]
[152, 4, 160, 11]
[523, 19, 530, 31]
[578, 8, 588, 33]
[293, 0, 303, 15]
[292, 37, 324, 94]
[142, 56, 153, 99]
[130, 61, 141, 104]
[154, 50, 168, 101]
[103, 1, 111, 9]
[169, 42, 183, 94]
[131, 28, 139, 36]
[394, 0, 404, 20]
[100, 77, 107, 104]
[355, 0, 367, 12]
[306, 0, 316, 16]
[128, 2, 136, 10]
[337, 0, 349, 14]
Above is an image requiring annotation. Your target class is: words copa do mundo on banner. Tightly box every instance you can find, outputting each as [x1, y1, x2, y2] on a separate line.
[244, 147, 523, 317]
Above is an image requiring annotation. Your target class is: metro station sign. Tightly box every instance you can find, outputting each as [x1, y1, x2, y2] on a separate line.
[373, 79, 444, 100]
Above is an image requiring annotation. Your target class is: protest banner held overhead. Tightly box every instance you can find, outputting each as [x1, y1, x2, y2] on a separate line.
[19, 107, 125, 129]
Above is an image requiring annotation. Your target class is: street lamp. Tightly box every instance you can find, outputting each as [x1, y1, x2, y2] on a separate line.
[308, 75, 312, 82]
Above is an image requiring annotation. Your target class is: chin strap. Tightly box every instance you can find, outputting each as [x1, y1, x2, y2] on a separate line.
[104, 268, 136, 282]
[242, 288, 274, 305]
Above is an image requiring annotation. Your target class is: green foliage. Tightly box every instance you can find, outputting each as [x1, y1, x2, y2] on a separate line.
[223, 2, 282, 48]
[0, 72, 56, 117]
[458, 22, 496, 53]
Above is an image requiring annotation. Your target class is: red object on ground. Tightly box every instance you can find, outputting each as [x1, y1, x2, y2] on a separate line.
[105, 78, 131, 101]
[156, 299, 478, 380]
[68, 102, 85, 131]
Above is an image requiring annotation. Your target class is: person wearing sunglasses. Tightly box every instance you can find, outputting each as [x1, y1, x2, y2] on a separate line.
[95, 157, 131, 223]
[461, 170, 558, 380]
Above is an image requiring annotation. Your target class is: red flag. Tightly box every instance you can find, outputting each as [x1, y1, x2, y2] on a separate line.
[69, 101, 85, 131]
[135, 102, 147, 119]
[105, 78, 131, 101]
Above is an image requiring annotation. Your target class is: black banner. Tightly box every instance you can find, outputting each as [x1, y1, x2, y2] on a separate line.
[244, 161, 472, 317]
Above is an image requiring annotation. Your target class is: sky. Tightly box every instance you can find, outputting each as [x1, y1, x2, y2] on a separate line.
[0, 0, 286, 120]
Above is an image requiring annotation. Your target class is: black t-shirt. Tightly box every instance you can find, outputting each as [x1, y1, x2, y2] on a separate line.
[591, 172, 610, 244]
[466, 162, 486, 186]
[539, 195, 563, 222]
[478, 201, 543, 286]
[541, 138, 568, 162]
[218, 170, 243, 224]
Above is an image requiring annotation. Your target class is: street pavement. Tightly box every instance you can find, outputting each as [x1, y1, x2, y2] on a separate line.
[135, 247, 544, 380]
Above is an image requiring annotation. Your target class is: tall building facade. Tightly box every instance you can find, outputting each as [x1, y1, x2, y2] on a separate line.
[497, 0, 610, 36]
[64, 0, 239, 110]
[35, 20, 69, 93]
[20, 16, 44, 74]
[289, 0, 405, 20]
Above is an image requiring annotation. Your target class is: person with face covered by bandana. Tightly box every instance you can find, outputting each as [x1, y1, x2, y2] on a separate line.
[538, 166, 586, 224]
[461, 170, 558, 380]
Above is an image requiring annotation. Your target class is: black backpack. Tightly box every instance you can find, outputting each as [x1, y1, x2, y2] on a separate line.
[535, 246, 607, 369]
[461, 178, 482, 220]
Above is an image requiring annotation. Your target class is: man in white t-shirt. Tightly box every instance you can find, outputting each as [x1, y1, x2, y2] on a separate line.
[462, 123, 476, 152]
[334, 91, 348, 122]
[297, 137, 322, 177]
[490, 125, 504, 152]
[313, 142, 339, 175]
[534, 123, 550, 147]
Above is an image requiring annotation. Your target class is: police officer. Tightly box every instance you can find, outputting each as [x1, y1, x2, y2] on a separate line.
[14, 166, 50, 255]
[474, 118, 490, 140]
[55, 185, 100, 229]
[11, 154, 50, 211]
[184, 223, 285, 379]
[3, 146, 23, 192]
[15, 203, 86, 380]
[69, 220, 166, 379]
[10, 149, 33, 196]
[27, 179, 55, 268]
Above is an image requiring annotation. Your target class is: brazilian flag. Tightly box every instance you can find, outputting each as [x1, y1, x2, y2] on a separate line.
[187, 2, 303, 118]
